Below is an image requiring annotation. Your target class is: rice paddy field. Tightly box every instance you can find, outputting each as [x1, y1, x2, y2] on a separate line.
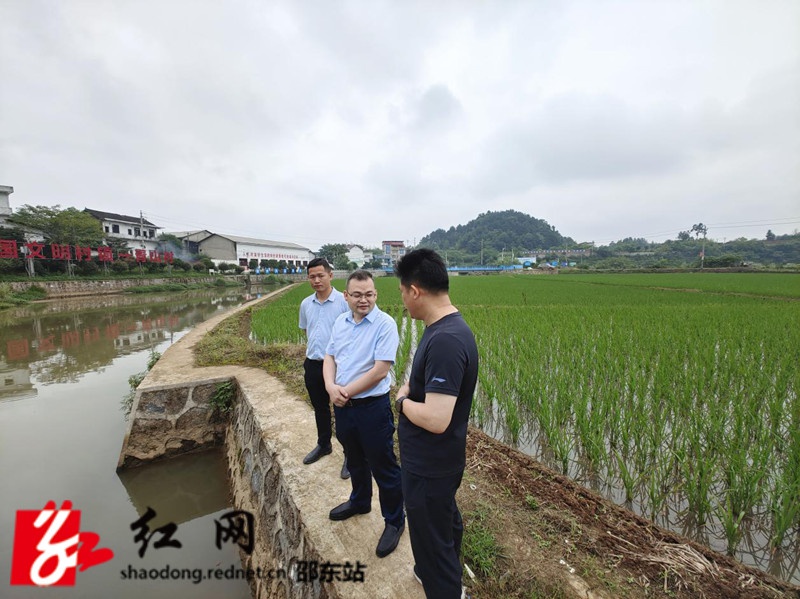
[251, 272, 800, 585]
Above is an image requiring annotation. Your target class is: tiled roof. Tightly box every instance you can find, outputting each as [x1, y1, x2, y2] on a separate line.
[84, 208, 159, 228]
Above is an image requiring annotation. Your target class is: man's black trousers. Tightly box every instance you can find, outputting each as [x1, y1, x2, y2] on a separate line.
[402, 468, 464, 598]
[333, 394, 404, 527]
[303, 358, 332, 447]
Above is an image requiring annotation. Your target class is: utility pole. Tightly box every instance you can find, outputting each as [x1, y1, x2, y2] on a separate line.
[139, 211, 145, 275]
[23, 234, 35, 278]
[691, 223, 708, 269]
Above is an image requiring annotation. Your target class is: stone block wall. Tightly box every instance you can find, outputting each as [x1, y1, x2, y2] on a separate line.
[8, 276, 238, 298]
[117, 378, 232, 469]
[225, 393, 336, 599]
[116, 287, 423, 599]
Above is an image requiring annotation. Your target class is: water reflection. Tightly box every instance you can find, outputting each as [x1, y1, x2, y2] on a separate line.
[472, 395, 800, 585]
[0, 288, 260, 599]
[118, 450, 231, 529]
[0, 291, 249, 396]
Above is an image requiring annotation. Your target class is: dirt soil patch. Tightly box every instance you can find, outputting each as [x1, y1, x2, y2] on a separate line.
[458, 428, 799, 599]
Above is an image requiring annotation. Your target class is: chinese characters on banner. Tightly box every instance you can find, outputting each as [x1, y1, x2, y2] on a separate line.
[0, 239, 174, 263]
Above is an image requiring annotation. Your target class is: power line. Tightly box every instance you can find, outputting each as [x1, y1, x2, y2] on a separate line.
[706, 217, 800, 227]
[592, 217, 800, 245]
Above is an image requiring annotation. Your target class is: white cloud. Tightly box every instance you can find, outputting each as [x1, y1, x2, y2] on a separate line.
[1, 0, 798, 249]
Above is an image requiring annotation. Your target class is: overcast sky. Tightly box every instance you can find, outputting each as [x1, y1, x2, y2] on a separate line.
[1, 1, 798, 250]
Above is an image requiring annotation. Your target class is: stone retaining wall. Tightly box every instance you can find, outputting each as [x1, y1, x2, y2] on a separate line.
[7, 276, 235, 298]
[117, 290, 423, 599]
[7, 270, 389, 298]
[225, 385, 328, 599]
[117, 377, 232, 469]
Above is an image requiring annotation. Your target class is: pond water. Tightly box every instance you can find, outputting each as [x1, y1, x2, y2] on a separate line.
[0, 288, 274, 598]
[474, 398, 800, 586]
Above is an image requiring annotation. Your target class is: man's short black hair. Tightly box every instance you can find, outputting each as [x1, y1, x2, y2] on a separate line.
[307, 257, 332, 273]
[394, 248, 449, 293]
[346, 269, 373, 287]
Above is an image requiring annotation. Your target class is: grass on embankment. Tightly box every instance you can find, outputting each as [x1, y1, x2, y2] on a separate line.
[0, 283, 47, 310]
[193, 307, 307, 398]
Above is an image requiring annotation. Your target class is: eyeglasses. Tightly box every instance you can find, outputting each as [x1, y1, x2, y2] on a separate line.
[348, 292, 376, 300]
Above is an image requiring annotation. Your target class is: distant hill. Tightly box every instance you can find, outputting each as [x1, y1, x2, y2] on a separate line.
[419, 210, 574, 256]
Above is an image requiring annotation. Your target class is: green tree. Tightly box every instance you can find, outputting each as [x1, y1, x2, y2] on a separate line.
[0, 225, 27, 275]
[156, 233, 183, 252]
[766, 229, 776, 241]
[333, 255, 351, 270]
[704, 254, 743, 267]
[691, 223, 709, 269]
[317, 244, 349, 264]
[105, 237, 131, 253]
[691, 223, 708, 239]
[12, 205, 104, 246]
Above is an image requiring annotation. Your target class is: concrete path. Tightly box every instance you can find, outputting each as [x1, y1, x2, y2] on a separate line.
[140, 288, 426, 599]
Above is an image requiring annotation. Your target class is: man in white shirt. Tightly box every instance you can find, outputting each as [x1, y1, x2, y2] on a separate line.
[298, 258, 349, 478]
[323, 270, 404, 558]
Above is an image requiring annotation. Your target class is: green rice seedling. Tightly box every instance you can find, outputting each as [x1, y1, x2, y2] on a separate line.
[393, 314, 412, 384]
[770, 408, 800, 548]
[717, 496, 746, 556]
[614, 450, 638, 504]
[770, 478, 800, 549]
[248, 272, 800, 576]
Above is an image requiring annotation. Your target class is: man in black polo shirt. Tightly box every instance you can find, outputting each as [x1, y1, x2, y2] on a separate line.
[394, 249, 479, 599]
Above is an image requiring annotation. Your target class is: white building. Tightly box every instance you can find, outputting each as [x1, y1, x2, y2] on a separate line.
[84, 209, 161, 251]
[346, 244, 365, 267]
[0, 185, 13, 227]
[196, 234, 314, 269]
[381, 240, 406, 267]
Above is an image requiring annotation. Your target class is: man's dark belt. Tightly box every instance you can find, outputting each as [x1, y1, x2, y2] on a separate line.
[345, 393, 387, 407]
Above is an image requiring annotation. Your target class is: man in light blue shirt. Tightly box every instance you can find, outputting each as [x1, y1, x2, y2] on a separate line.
[299, 258, 349, 476]
[323, 270, 405, 558]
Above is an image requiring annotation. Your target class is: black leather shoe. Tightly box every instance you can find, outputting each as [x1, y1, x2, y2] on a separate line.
[329, 500, 371, 521]
[375, 521, 404, 557]
[340, 458, 350, 479]
[302, 443, 332, 465]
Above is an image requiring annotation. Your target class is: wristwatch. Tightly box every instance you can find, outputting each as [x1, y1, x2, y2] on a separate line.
[395, 395, 408, 414]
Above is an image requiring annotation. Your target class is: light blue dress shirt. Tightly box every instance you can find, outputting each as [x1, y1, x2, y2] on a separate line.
[325, 305, 399, 398]
[298, 288, 349, 360]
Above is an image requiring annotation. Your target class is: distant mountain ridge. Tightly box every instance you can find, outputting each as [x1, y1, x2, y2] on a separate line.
[417, 209, 799, 267]
[419, 210, 574, 254]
